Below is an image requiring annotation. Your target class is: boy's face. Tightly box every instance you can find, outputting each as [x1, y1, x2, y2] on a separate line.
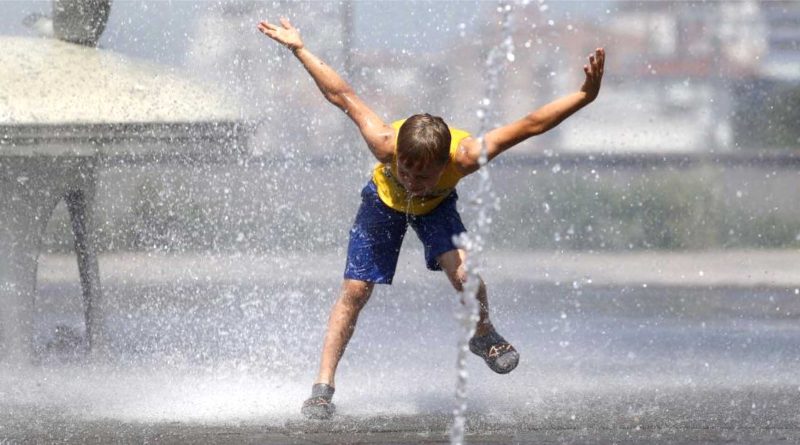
[396, 155, 446, 197]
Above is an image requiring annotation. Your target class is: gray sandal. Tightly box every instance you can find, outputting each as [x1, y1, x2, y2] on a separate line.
[301, 383, 336, 420]
[469, 328, 520, 374]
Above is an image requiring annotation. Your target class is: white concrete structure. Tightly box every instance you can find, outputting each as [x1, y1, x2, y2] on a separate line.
[0, 36, 250, 363]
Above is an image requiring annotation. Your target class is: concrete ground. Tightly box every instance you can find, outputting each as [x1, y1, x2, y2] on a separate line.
[1, 249, 798, 444]
[3, 410, 800, 444]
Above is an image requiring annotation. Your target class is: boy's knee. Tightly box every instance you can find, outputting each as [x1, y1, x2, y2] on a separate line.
[450, 268, 484, 293]
[340, 280, 373, 310]
[451, 268, 467, 292]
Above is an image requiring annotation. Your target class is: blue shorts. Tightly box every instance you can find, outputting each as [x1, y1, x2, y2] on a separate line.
[344, 180, 466, 284]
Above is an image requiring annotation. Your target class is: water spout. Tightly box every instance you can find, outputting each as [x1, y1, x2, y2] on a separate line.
[449, 2, 515, 444]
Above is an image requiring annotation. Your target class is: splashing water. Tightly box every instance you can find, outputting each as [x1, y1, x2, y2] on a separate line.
[449, 2, 515, 444]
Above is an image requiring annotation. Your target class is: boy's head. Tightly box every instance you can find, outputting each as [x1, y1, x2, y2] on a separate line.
[396, 113, 451, 196]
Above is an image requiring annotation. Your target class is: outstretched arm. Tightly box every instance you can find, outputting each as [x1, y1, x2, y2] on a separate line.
[456, 48, 605, 175]
[257, 18, 395, 162]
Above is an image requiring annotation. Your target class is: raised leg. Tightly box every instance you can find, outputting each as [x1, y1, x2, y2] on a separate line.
[437, 248, 519, 374]
[436, 248, 493, 336]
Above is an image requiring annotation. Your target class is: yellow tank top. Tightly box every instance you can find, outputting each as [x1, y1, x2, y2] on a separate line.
[372, 119, 471, 215]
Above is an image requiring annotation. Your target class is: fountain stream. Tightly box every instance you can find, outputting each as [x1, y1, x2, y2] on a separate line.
[449, 2, 515, 444]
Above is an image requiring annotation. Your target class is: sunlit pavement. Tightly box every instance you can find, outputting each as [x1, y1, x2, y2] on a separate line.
[1, 250, 799, 444]
[2, 408, 800, 444]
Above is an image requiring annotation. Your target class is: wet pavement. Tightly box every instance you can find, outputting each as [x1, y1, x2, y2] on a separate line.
[1, 250, 799, 443]
[3, 411, 800, 444]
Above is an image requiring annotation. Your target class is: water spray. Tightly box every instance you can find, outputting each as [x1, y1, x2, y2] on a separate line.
[449, 2, 515, 444]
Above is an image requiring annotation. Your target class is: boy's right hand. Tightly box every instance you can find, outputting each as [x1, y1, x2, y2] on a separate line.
[580, 48, 605, 102]
[257, 17, 304, 51]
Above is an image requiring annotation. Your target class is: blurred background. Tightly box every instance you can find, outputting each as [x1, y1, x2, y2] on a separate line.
[4, 0, 798, 255]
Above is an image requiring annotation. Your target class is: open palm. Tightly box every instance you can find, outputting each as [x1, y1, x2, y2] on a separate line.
[581, 48, 605, 101]
[257, 17, 303, 51]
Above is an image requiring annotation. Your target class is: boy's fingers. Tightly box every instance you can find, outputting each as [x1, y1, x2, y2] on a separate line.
[592, 51, 603, 68]
[280, 17, 292, 29]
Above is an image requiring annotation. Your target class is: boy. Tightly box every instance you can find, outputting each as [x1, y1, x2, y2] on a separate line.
[257, 17, 605, 420]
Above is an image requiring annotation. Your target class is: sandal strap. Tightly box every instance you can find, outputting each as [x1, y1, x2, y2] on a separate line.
[310, 383, 335, 399]
[303, 396, 332, 407]
[472, 329, 516, 358]
[487, 343, 515, 358]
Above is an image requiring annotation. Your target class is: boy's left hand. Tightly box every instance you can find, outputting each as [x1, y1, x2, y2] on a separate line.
[580, 48, 605, 102]
[257, 17, 304, 51]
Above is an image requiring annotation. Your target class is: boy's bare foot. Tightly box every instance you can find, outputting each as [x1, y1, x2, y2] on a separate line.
[301, 383, 336, 420]
[469, 328, 519, 374]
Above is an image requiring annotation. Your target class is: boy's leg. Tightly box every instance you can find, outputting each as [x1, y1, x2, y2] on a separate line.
[407, 191, 492, 335]
[410, 191, 518, 374]
[320, 179, 406, 386]
[438, 248, 520, 374]
[322, 180, 406, 385]
[303, 181, 407, 419]
[436, 248, 492, 336]
[302, 278, 374, 419]
[315, 278, 375, 387]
